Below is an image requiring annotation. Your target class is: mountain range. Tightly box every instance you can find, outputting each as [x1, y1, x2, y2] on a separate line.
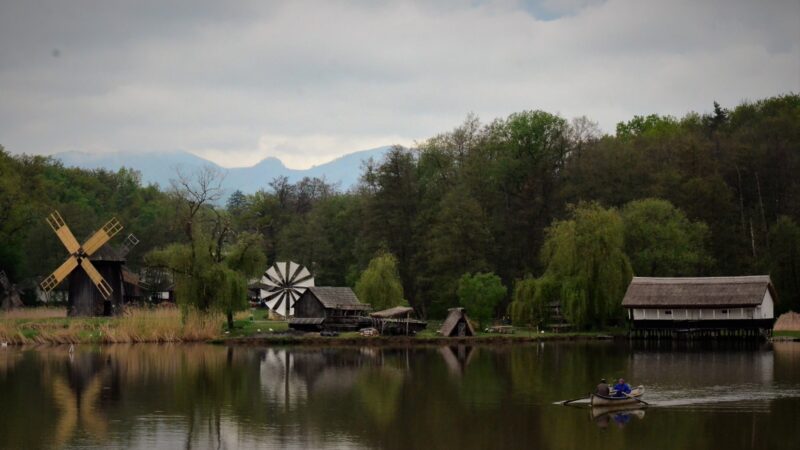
[54, 146, 392, 194]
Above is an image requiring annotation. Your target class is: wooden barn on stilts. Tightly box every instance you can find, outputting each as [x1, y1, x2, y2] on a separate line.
[622, 276, 777, 338]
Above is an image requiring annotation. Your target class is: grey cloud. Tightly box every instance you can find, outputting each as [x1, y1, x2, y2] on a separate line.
[0, 0, 798, 168]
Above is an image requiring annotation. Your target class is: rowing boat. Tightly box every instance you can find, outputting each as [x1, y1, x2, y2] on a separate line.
[589, 386, 645, 407]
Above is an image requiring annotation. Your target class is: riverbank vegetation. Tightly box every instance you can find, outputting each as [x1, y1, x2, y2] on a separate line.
[1, 94, 799, 330]
[0, 308, 219, 344]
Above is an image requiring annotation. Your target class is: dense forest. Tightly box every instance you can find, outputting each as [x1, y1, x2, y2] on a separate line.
[1, 94, 798, 327]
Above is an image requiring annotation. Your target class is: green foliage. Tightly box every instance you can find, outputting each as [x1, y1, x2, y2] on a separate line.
[767, 217, 800, 314]
[457, 272, 507, 328]
[508, 276, 558, 327]
[3, 94, 800, 324]
[622, 198, 712, 276]
[615, 114, 679, 139]
[541, 203, 632, 329]
[354, 253, 405, 311]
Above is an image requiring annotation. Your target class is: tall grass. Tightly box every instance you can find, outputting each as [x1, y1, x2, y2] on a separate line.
[0, 307, 223, 345]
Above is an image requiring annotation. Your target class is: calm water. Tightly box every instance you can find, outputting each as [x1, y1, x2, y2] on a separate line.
[1, 341, 799, 450]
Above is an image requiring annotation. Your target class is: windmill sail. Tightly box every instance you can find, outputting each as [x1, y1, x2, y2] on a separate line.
[260, 261, 315, 317]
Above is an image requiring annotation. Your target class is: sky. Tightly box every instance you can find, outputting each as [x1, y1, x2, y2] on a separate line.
[1, 0, 798, 169]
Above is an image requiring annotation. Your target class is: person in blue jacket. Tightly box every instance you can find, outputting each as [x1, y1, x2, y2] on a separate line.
[613, 378, 631, 397]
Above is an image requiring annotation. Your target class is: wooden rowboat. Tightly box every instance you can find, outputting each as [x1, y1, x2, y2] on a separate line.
[590, 386, 645, 407]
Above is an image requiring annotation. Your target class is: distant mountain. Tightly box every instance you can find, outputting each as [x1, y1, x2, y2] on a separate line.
[54, 146, 392, 194]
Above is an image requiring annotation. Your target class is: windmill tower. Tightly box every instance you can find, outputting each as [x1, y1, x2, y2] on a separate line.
[260, 261, 314, 317]
[39, 211, 126, 317]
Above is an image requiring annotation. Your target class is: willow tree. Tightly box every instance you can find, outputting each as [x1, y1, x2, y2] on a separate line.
[355, 253, 405, 311]
[508, 276, 558, 328]
[146, 167, 266, 330]
[541, 203, 632, 329]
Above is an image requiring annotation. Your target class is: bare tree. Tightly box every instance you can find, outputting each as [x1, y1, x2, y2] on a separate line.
[170, 165, 225, 241]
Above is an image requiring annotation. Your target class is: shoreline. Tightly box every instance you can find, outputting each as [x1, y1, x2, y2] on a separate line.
[218, 332, 618, 346]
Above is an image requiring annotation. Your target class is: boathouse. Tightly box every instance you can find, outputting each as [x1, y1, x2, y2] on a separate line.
[622, 276, 776, 330]
[289, 287, 371, 331]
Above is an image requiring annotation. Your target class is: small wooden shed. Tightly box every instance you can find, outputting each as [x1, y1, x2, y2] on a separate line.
[289, 287, 371, 331]
[370, 306, 427, 335]
[622, 276, 777, 330]
[439, 307, 475, 337]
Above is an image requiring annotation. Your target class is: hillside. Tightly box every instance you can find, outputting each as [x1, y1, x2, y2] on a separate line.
[55, 146, 392, 193]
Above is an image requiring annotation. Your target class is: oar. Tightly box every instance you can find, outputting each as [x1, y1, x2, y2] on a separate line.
[623, 392, 649, 406]
[562, 394, 591, 405]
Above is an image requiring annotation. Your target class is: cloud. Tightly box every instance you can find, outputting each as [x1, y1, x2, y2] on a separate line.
[0, 0, 797, 168]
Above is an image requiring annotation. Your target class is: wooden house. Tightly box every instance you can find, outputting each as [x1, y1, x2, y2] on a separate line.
[439, 307, 475, 337]
[622, 276, 776, 330]
[289, 287, 371, 331]
[370, 306, 427, 335]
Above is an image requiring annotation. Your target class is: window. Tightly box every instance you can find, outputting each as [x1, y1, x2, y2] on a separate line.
[664, 310, 672, 315]
[721, 309, 728, 314]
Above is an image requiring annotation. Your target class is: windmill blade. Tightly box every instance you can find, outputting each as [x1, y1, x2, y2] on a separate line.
[272, 292, 287, 312]
[261, 266, 282, 288]
[79, 259, 113, 299]
[291, 267, 314, 286]
[264, 290, 283, 302]
[40, 256, 80, 292]
[287, 265, 309, 284]
[286, 261, 301, 283]
[120, 234, 140, 257]
[278, 262, 290, 284]
[82, 217, 123, 256]
[46, 211, 81, 254]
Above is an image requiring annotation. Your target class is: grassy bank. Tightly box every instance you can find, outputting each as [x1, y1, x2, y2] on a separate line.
[774, 330, 800, 339]
[2, 307, 624, 346]
[0, 308, 222, 344]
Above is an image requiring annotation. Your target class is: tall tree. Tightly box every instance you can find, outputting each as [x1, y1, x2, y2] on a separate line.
[622, 198, 712, 276]
[767, 217, 800, 314]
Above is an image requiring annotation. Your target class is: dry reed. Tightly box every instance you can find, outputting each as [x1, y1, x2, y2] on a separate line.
[0, 307, 223, 345]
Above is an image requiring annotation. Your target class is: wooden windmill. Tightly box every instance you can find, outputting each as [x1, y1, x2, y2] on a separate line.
[39, 211, 126, 316]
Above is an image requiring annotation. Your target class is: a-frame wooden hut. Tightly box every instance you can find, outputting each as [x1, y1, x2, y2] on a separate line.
[439, 307, 475, 337]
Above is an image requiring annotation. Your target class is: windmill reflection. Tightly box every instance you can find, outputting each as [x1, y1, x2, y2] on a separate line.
[49, 350, 112, 448]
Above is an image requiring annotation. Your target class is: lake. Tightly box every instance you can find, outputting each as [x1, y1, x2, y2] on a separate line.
[1, 341, 798, 450]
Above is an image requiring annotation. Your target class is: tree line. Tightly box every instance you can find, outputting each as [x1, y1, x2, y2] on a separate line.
[1, 94, 798, 328]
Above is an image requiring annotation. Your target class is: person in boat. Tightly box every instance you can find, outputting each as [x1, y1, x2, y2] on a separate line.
[613, 378, 632, 397]
[595, 378, 610, 396]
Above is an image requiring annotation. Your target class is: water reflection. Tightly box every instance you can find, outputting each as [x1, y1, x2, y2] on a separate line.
[0, 342, 798, 450]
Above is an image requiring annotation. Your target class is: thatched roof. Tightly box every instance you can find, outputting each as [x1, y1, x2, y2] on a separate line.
[439, 307, 475, 336]
[370, 306, 415, 318]
[622, 276, 776, 308]
[774, 312, 800, 331]
[307, 287, 371, 310]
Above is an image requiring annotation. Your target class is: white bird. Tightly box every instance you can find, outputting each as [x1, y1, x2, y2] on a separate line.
[1, 342, 7, 347]
[68, 344, 75, 354]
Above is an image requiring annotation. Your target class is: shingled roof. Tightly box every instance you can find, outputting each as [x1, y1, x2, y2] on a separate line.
[622, 276, 776, 308]
[307, 287, 371, 310]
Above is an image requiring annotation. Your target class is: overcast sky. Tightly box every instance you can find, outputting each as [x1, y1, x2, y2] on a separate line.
[1, 0, 798, 169]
